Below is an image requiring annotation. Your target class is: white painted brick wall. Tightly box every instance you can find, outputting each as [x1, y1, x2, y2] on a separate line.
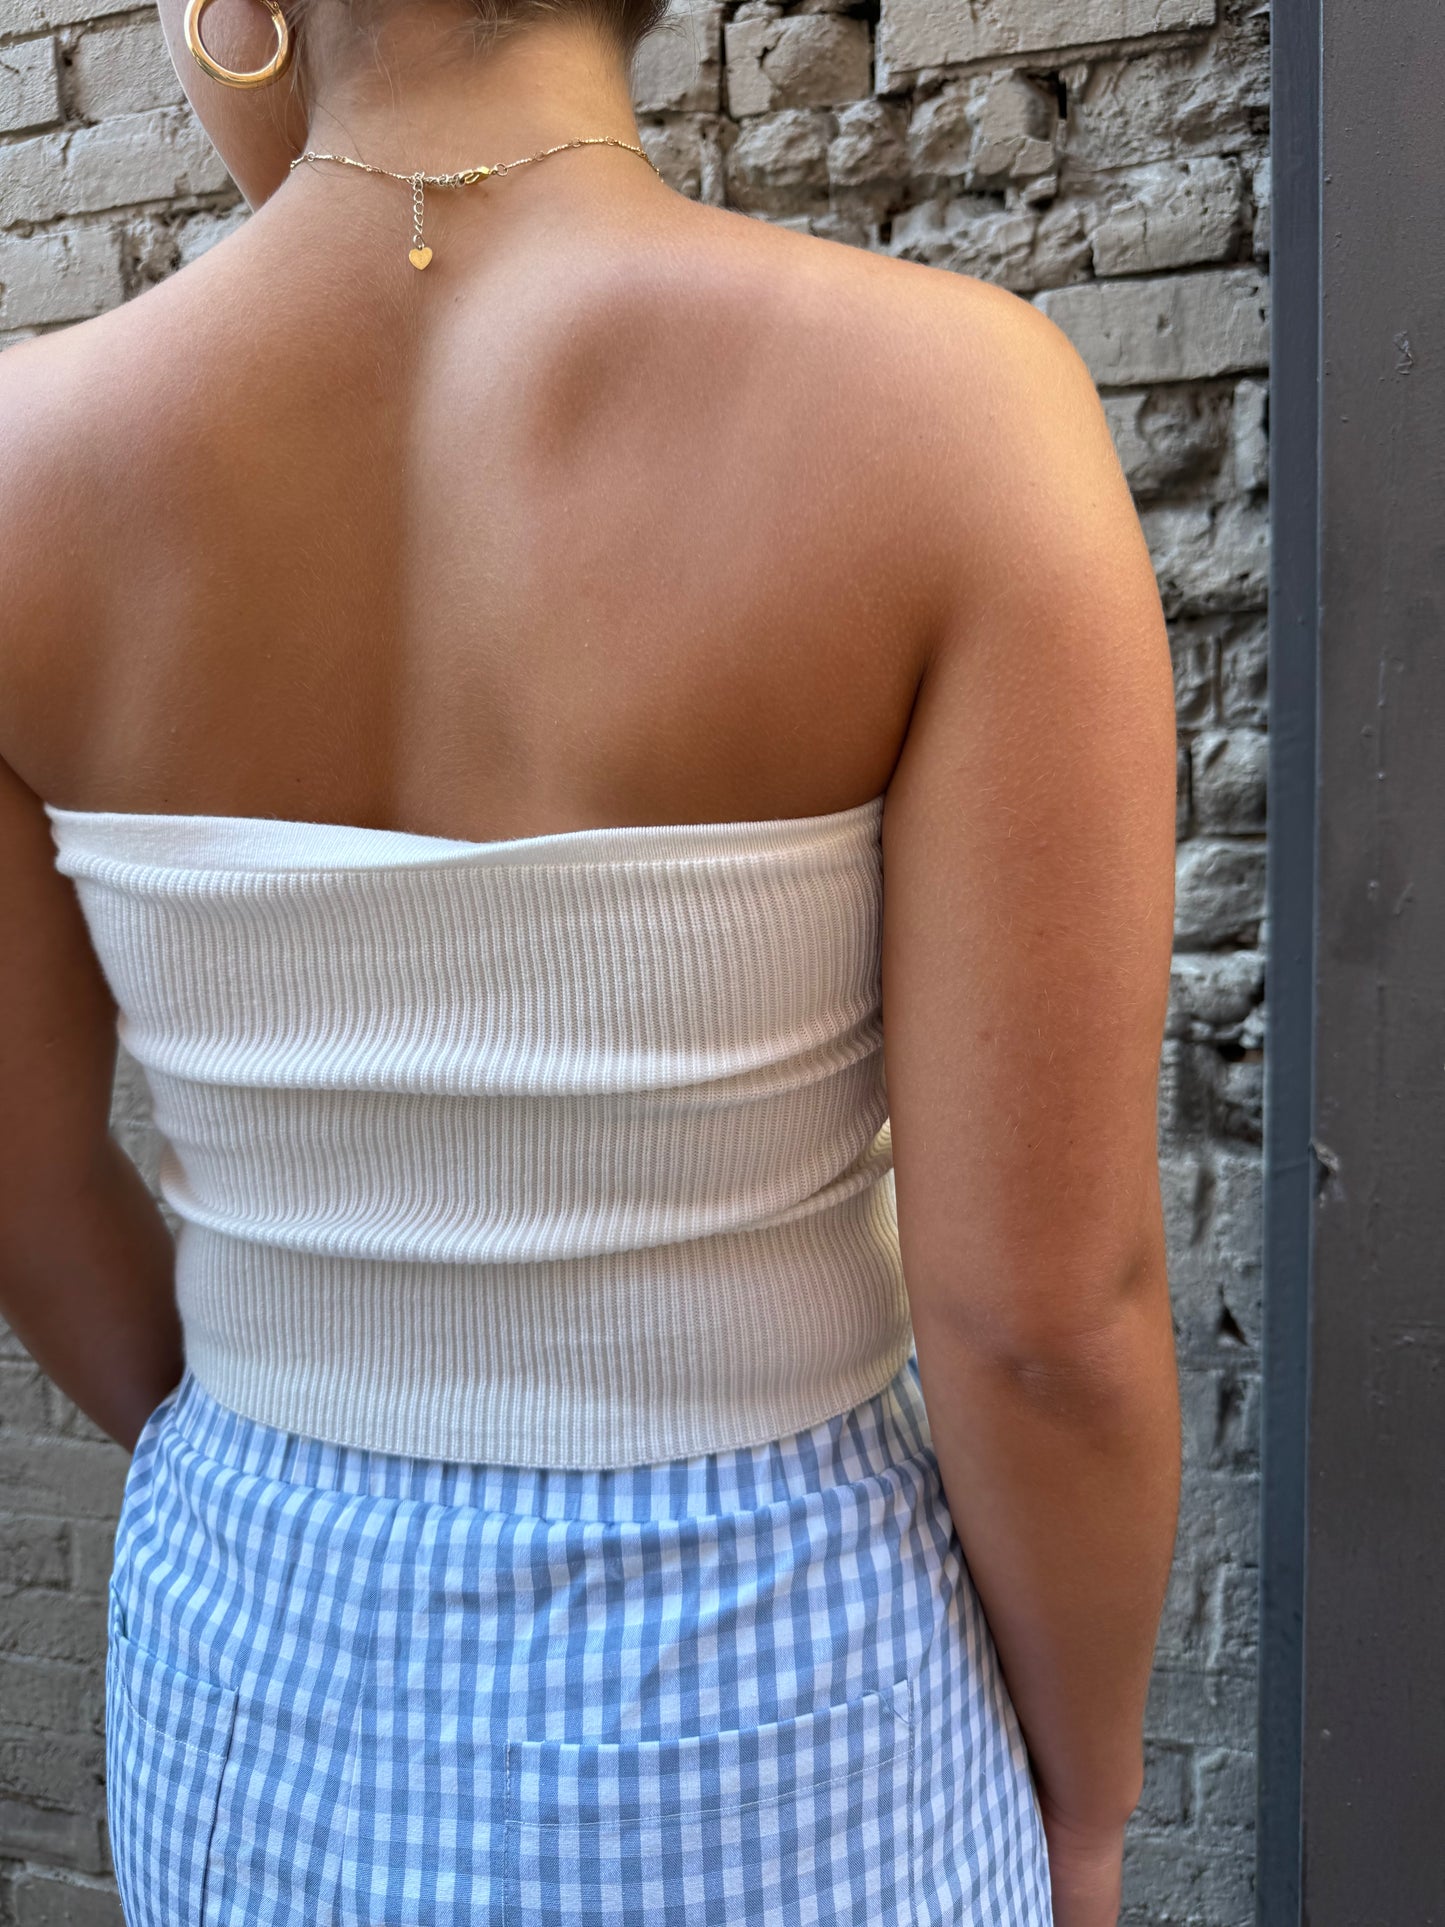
[1090, 155, 1244, 274]
[0, 0, 132, 34]
[66, 13, 187, 120]
[0, 105, 230, 224]
[1065, 17, 1268, 169]
[878, 0, 1218, 88]
[1035, 266, 1269, 383]
[724, 13, 870, 116]
[630, 0, 723, 113]
[0, 33, 60, 133]
[0, 220, 121, 322]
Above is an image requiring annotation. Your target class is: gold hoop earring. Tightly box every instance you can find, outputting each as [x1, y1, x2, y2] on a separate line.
[184, 0, 294, 88]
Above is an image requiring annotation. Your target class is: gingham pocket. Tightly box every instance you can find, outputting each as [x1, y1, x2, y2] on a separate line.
[503, 1677, 915, 1925]
[105, 1582, 239, 1927]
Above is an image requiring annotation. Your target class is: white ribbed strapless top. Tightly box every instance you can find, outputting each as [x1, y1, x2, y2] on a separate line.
[44, 794, 912, 1467]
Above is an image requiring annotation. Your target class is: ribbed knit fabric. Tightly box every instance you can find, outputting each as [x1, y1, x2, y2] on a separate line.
[45, 794, 913, 1468]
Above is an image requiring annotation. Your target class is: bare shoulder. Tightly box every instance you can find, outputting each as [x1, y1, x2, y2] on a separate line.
[0, 230, 231, 460]
[700, 200, 1093, 402]
[0, 328, 106, 702]
[681, 204, 1127, 629]
[0, 279, 193, 767]
[0, 324, 98, 508]
[784, 227, 1124, 544]
[0, 258, 213, 571]
[0, 275, 187, 528]
[685, 206, 1117, 501]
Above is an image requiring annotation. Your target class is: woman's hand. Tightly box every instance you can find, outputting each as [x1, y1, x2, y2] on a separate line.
[1039, 1797, 1127, 1927]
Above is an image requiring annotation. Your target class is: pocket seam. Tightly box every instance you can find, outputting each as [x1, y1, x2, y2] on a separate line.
[506, 1743, 897, 1831]
[111, 1623, 240, 1738]
[881, 1671, 913, 1734]
[106, 1624, 239, 1927]
[504, 1682, 905, 1830]
[504, 1745, 517, 1927]
[898, 1671, 918, 1923]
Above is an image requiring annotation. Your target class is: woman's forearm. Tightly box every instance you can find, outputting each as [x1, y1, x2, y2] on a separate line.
[911, 1261, 1181, 1832]
[0, 1139, 183, 1453]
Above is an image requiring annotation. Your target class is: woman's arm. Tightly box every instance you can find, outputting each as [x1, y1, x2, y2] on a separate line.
[0, 754, 184, 1454]
[0, 1129, 184, 1456]
[0, 348, 185, 1455]
[881, 285, 1180, 1862]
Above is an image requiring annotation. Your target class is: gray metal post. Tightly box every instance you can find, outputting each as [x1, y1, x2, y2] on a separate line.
[1265, 1, 1445, 1917]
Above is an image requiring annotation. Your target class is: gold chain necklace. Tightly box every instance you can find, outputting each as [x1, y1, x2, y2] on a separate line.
[287, 135, 663, 271]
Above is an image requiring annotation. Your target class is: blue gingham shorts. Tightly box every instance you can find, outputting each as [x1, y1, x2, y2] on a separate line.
[106, 1357, 1053, 1924]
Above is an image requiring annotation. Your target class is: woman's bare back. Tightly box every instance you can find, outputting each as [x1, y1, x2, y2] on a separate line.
[0, 105, 1183, 1917]
[0, 187, 988, 842]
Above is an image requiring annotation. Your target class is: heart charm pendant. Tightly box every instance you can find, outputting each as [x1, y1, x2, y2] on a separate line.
[408, 245, 433, 271]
